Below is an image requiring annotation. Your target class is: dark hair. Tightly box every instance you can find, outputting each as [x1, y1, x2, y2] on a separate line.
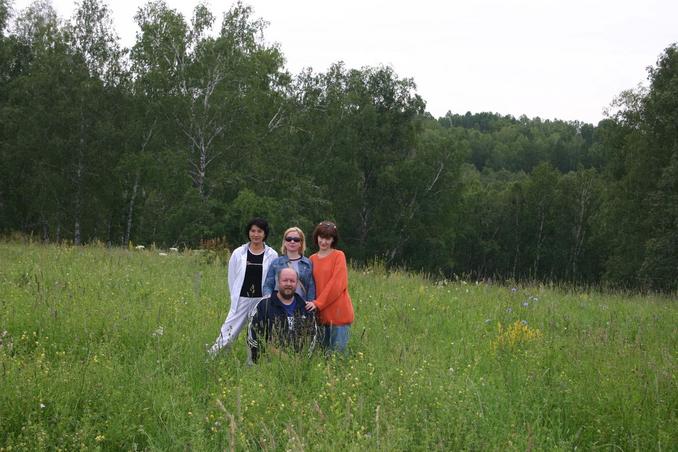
[246, 217, 269, 241]
[312, 221, 339, 248]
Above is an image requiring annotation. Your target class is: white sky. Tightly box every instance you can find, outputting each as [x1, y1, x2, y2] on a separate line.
[10, 0, 678, 124]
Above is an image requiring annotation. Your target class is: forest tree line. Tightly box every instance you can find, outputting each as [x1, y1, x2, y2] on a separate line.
[1, 0, 676, 291]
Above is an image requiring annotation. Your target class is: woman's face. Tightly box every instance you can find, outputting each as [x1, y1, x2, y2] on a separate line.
[317, 235, 334, 251]
[249, 225, 265, 245]
[284, 230, 302, 255]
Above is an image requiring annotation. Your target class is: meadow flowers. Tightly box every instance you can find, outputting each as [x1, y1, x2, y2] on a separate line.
[492, 320, 543, 351]
[0, 330, 12, 353]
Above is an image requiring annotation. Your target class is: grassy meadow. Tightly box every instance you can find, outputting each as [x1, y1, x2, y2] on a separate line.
[0, 241, 676, 451]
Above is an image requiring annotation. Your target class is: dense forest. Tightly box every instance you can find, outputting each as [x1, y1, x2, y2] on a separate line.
[1, 0, 676, 291]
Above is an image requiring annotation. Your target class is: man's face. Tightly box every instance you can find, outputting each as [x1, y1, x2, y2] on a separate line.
[278, 269, 297, 299]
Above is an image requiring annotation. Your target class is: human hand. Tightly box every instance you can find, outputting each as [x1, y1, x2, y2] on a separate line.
[305, 301, 317, 312]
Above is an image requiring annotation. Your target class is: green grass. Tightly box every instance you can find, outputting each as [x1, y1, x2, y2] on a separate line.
[0, 241, 676, 451]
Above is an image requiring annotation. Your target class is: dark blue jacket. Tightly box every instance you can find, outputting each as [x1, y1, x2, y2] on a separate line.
[247, 292, 317, 362]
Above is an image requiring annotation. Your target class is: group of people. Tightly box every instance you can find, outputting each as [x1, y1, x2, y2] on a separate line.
[207, 218, 354, 363]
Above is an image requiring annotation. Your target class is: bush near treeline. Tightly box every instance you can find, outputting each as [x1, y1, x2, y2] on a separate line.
[0, 242, 676, 450]
[0, 1, 676, 291]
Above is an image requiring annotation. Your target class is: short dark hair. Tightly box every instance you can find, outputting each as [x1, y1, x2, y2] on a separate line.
[312, 221, 339, 248]
[246, 217, 269, 241]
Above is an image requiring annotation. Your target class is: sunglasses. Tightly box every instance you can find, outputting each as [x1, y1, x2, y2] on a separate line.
[285, 237, 301, 243]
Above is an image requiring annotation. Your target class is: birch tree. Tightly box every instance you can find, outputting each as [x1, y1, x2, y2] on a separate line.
[291, 63, 426, 259]
[62, 0, 123, 244]
[2, 0, 72, 240]
[133, 1, 286, 201]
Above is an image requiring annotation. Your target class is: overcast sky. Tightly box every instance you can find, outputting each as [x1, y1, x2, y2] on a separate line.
[10, 0, 678, 124]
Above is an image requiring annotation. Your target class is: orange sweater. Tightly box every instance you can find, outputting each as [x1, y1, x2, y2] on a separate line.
[310, 250, 354, 326]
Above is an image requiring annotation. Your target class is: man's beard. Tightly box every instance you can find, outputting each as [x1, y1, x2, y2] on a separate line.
[279, 288, 295, 301]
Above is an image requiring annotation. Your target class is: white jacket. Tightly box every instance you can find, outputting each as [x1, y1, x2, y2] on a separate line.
[227, 242, 278, 315]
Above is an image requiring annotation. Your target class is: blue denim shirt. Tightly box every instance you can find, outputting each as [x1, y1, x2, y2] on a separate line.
[263, 255, 316, 301]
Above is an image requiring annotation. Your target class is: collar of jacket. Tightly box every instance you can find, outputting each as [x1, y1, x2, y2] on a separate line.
[269, 291, 306, 311]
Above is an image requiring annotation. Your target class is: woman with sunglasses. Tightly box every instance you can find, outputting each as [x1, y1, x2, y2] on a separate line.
[305, 221, 354, 353]
[263, 227, 316, 302]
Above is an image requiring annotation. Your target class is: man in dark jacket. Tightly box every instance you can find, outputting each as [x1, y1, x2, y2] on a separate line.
[247, 268, 317, 363]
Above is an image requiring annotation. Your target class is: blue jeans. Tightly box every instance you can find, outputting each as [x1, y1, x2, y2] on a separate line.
[321, 324, 351, 354]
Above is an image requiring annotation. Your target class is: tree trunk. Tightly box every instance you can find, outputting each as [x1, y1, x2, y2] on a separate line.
[197, 141, 206, 197]
[533, 205, 545, 279]
[512, 203, 521, 279]
[42, 220, 49, 243]
[124, 170, 140, 247]
[570, 182, 591, 280]
[74, 108, 85, 246]
[359, 179, 370, 251]
[74, 195, 82, 246]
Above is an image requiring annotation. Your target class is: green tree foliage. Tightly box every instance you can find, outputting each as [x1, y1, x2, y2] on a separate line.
[603, 44, 678, 291]
[394, 122, 467, 272]
[289, 63, 449, 263]
[0, 1, 675, 291]
[555, 168, 605, 283]
[0, 0, 15, 231]
[2, 1, 72, 240]
[440, 112, 596, 173]
[130, 1, 291, 245]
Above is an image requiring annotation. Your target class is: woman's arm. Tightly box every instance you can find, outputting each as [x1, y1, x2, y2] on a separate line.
[227, 245, 242, 293]
[262, 258, 280, 297]
[306, 260, 317, 301]
[313, 252, 348, 311]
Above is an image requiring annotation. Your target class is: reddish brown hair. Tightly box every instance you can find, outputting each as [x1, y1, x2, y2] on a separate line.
[312, 221, 339, 248]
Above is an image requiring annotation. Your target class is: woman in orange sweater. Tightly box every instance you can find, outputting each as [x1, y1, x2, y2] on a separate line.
[305, 221, 354, 353]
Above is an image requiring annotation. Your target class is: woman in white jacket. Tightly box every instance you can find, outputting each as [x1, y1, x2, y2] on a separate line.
[209, 218, 278, 357]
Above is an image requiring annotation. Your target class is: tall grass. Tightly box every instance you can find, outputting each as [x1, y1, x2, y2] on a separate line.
[0, 242, 676, 450]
